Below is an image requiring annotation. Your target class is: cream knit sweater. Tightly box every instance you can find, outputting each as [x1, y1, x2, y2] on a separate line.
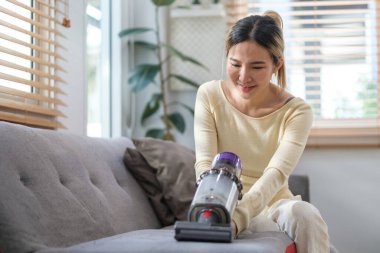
[194, 80, 313, 233]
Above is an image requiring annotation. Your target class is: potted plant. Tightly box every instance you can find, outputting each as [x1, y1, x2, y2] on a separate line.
[119, 0, 207, 141]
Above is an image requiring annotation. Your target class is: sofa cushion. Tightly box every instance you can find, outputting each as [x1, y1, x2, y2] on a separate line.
[0, 122, 160, 253]
[36, 229, 296, 253]
[123, 138, 196, 226]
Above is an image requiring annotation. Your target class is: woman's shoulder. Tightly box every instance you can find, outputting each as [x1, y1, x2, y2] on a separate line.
[290, 97, 312, 111]
[286, 97, 314, 121]
[198, 80, 220, 92]
[197, 80, 223, 99]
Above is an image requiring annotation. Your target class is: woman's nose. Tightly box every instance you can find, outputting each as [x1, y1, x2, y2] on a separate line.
[239, 67, 251, 83]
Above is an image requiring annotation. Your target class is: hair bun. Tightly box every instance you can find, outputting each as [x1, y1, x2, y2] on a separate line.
[264, 10, 283, 29]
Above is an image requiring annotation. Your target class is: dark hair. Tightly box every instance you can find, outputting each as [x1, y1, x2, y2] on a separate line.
[226, 11, 286, 88]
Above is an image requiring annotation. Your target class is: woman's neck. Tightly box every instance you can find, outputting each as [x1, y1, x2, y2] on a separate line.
[223, 80, 290, 118]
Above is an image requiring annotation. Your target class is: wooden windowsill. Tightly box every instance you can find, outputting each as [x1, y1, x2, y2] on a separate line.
[307, 118, 380, 147]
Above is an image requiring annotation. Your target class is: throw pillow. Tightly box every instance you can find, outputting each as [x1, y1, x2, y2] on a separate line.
[123, 148, 175, 226]
[123, 138, 196, 227]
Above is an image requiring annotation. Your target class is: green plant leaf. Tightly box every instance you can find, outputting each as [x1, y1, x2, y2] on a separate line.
[170, 74, 199, 89]
[168, 101, 195, 116]
[141, 93, 163, 124]
[130, 40, 158, 51]
[146, 128, 165, 139]
[128, 64, 160, 92]
[163, 44, 208, 70]
[178, 102, 195, 116]
[118, 27, 153, 38]
[152, 0, 176, 6]
[168, 112, 186, 133]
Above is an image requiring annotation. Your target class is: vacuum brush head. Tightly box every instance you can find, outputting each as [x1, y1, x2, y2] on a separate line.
[174, 221, 232, 243]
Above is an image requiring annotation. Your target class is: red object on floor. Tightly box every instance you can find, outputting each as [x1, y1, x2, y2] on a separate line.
[285, 243, 296, 253]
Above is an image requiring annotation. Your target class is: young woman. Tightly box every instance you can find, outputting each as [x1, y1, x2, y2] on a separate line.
[194, 11, 330, 253]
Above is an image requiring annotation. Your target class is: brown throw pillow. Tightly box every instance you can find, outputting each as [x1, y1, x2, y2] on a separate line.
[123, 138, 196, 227]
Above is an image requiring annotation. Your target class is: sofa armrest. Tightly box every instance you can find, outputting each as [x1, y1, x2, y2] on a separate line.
[288, 174, 310, 202]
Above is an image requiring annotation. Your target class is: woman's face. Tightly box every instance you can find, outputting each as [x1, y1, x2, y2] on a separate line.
[226, 40, 279, 98]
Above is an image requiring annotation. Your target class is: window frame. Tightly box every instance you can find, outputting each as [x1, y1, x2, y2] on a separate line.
[86, 0, 112, 137]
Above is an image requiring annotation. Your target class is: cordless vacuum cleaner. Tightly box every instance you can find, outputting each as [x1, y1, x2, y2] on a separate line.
[174, 152, 243, 243]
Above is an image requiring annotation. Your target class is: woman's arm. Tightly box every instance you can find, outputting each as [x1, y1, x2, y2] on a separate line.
[233, 102, 313, 234]
[193, 84, 218, 178]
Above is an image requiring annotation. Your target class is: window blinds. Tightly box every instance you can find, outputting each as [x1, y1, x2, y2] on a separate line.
[226, 0, 380, 146]
[0, 0, 69, 129]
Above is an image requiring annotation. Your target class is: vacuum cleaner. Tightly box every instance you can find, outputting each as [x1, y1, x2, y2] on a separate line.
[174, 152, 243, 243]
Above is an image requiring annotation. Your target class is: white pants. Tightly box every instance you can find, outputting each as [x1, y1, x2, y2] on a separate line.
[241, 198, 330, 253]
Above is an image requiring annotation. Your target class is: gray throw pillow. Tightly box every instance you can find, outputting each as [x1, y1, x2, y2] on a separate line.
[123, 138, 196, 227]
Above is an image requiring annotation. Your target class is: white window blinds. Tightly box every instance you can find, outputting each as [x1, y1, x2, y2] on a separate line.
[226, 0, 380, 146]
[0, 0, 70, 129]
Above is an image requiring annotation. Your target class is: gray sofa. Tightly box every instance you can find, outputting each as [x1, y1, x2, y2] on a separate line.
[0, 122, 331, 253]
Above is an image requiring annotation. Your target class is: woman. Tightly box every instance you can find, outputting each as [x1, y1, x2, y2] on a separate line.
[194, 11, 330, 253]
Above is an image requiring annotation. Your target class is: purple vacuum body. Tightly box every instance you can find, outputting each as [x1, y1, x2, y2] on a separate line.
[174, 152, 243, 242]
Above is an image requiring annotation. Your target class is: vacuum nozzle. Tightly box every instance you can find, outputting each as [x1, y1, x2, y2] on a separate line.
[174, 221, 233, 242]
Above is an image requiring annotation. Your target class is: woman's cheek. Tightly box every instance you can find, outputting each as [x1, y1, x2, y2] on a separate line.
[227, 67, 237, 80]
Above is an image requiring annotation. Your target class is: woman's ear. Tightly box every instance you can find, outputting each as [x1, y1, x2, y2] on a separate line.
[275, 57, 284, 72]
[273, 57, 284, 76]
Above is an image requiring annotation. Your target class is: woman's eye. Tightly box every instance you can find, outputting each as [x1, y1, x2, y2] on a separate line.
[253, 66, 264, 69]
[231, 63, 240, 68]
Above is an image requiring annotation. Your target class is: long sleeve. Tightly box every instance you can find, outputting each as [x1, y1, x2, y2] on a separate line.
[193, 83, 218, 178]
[233, 102, 313, 233]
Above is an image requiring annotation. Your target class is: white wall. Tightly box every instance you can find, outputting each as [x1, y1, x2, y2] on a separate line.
[58, 0, 87, 135]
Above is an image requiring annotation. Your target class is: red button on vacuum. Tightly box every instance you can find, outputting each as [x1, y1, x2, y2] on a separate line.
[202, 210, 212, 218]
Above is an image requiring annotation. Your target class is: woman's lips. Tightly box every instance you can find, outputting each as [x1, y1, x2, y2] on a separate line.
[238, 84, 255, 93]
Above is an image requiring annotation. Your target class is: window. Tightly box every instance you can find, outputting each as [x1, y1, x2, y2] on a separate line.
[0, 0, 69, 129]
[86, 0, 111, 137]
[226, 0, 380, 146]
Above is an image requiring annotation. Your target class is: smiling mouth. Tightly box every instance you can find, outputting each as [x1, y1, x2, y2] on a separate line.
[237, 81, 255, 87]
[239, 84, 256, 89]
[239, 85, 255, 93]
